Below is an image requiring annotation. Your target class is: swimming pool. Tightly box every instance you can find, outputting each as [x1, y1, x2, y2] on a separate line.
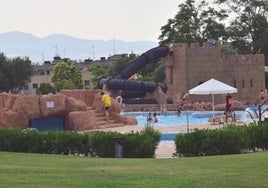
[121, 111, 251, 126]
[160, 133, 178, 141]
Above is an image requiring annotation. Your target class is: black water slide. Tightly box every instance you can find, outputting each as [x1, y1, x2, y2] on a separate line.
[97, 46, 169, 98]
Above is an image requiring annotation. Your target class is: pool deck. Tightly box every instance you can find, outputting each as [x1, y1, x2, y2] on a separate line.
[102, 122, 228, 134]
[100, 121, 252, 158]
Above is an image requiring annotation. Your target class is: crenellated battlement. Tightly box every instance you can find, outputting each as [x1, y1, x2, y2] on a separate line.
[171, 41, 221, 49]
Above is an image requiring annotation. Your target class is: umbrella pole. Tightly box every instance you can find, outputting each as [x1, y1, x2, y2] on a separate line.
[212, 94, 216, 124]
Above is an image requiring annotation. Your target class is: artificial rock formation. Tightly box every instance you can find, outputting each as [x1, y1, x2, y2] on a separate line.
[12, 94, 40, 119]
[65, 110, 96, 131]
[0, 110, 28, 129]
[0, 90, 136, 131]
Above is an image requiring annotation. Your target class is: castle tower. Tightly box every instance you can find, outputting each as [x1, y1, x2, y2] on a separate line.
[164, 42, 265, 104]
[163, 43, 188, 98]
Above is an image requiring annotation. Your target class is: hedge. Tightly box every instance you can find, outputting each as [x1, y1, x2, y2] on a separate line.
[0, 125, 161, 158]
[175, 122, 268, 157]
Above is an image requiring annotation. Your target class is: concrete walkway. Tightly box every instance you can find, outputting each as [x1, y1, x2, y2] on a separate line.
[155, 141, 176, 158]
[101, 122, 223, 158]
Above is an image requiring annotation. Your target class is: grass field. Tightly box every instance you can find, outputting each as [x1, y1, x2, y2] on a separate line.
[0, 151, 268, 188]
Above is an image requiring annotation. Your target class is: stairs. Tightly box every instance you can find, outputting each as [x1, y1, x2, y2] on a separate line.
[94, 111, 124, 129]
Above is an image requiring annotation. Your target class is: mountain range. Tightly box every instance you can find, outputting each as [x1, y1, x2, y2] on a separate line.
[0, 31, 158, 64]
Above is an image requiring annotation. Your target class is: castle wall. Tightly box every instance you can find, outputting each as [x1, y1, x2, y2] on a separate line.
[222, 54, 265, 102]
[164, 43, 188, 98]
[164, 42, 265, 104]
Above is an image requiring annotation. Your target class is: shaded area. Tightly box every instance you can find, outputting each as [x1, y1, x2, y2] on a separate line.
[30, 117, 65, 131]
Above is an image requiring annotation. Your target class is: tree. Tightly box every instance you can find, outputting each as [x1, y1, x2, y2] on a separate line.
[0, 53, 9, 91]
[107, 53, 165, 82]
[136, 59, 165, 82]
[62, 80, 76, 89]
[89, 66, 109, 88]
[39, 83, 55, 95]
[221, 44, 238, 55]
[215, 0, 268, 55]
[107, 53, 137, 76]
[89, 54, 136, 88]
[153, 63, 166, 83]
[158, 0, 228, 45]
[51, 62, 83, 91]
[158, 0, 267, 65]
[159, 0, 202, 45]
[0, 53, 33, 92]
[89, 53, 166, 88]
[261, 28, 268, 65]
[8, 57, 34, 90]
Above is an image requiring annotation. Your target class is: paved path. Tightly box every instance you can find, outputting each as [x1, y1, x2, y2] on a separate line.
[100, 121, 253, 158]
[101, 122, 221, 158]
[155, 141, 176, 158]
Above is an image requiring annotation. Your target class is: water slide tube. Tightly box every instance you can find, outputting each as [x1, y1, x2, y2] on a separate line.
[115, 46, 169, 79]
[98, 78, 168, 98]
[245, 107, 259, 119]
[97, 46, 169, 98]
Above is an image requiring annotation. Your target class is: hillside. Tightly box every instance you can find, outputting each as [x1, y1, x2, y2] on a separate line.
[0, 31, 158, 64]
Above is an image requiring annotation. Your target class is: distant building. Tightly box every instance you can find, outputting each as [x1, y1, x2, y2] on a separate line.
[25, 54, 127, 95]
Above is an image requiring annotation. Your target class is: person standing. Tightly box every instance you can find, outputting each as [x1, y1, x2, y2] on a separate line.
[225, 93, 233, 113]
[176, 108, 181, 116]
[259, 89, 265, 104]
[100, 92, 112, 118]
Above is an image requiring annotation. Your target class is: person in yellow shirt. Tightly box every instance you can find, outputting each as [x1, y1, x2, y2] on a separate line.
[100, 92, 112, 118]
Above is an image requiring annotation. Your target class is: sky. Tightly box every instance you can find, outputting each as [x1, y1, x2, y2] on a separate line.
[0, 0, 183, 42]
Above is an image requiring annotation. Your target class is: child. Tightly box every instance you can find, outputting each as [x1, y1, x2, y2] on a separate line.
[100, 92, 111, 118]
[153, 112, 159, 123]
[147, 112, 153, 123]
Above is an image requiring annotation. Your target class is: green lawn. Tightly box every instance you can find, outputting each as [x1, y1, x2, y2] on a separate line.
[0, 151, 268, 188]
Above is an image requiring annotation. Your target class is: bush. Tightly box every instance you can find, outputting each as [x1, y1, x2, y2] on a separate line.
[175, 123, 268, 157]
[246, 122, 268, 151]
[0, 128, 22, 152]
[125, 125, 161, 158]
[0, 126, 161, 158]
[88, 131, 122, 157]
[39, 83, 55, 95]
[88, 126, 161, 158]
[201, 127, 242, 155]
[20, 130, 43, 153]
[0, 129, 91, 155]
[175, 130, 207, 157]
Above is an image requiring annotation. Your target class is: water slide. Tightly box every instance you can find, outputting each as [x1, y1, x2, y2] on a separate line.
[245, 107, 259, 119]
[97, 46, 169, 98]
[245, 108, 259, 119]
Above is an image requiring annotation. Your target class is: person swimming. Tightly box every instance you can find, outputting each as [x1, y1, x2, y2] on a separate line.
[153, 112, 159, 122]
[176, 108, 181, 116]
[147, 112, 153, 123]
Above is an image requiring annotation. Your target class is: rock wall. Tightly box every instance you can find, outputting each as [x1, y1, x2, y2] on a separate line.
[0, 89, 132, 131]
[65, 110, 96, 131]
[59, 89, 100, 106]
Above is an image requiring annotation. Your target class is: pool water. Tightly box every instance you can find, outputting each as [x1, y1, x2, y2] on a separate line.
[160, 133, 177, 141]
[122, 111, 251, 126]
